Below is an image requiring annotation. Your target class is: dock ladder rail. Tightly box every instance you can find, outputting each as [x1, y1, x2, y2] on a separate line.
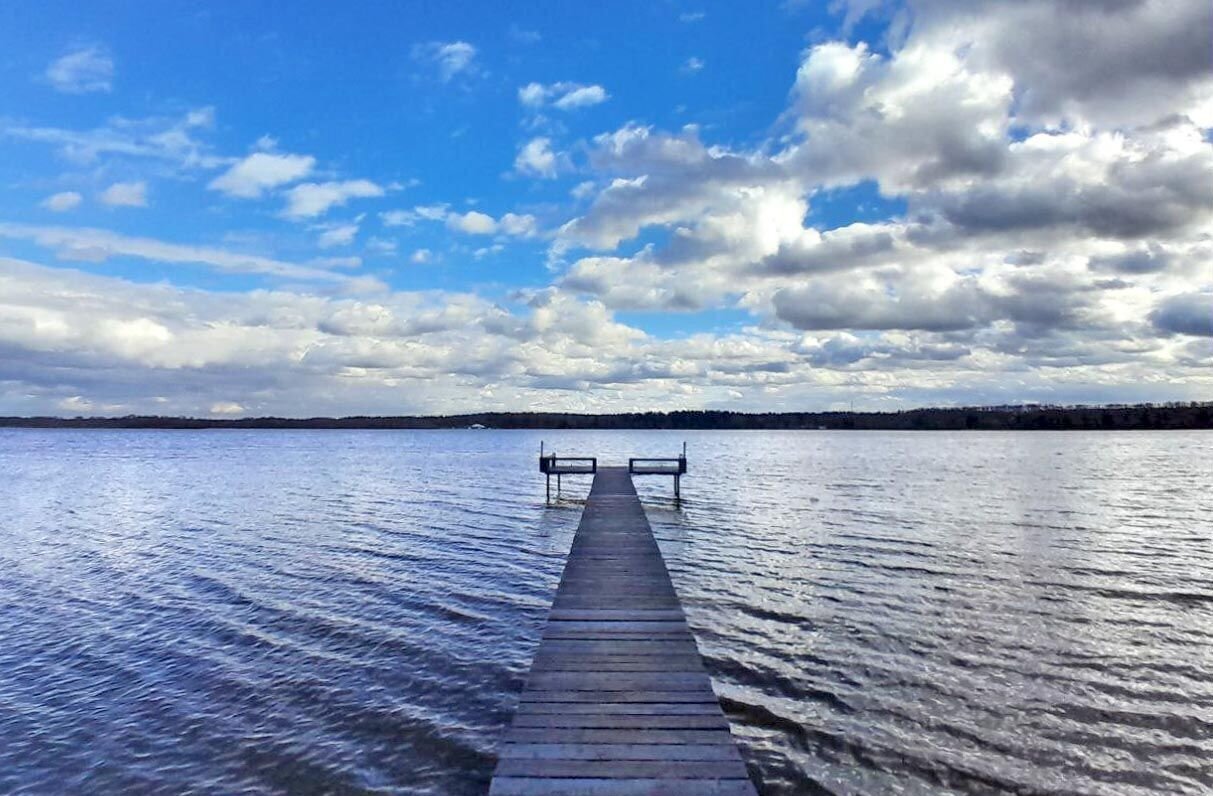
[628, 441, 688, 498]
[539, 441, 597, 501]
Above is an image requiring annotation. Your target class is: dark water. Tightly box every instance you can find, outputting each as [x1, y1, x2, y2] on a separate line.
[1, 430, 1210, 795]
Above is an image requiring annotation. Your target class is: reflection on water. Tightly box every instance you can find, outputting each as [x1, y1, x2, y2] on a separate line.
[1, 429, 1210, 794]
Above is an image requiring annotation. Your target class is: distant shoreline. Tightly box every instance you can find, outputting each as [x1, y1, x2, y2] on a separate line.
[2, 403, 1210, 431]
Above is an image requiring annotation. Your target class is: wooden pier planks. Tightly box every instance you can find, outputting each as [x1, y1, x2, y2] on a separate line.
[490, 467, 757, 796]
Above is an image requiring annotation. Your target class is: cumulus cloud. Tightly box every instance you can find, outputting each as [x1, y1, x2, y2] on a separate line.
[99, 181, 147, 207]
[783, 39, 1011, 191]
[549, 0, 1211, 380]
[518, 81, 609, 110]
[447, 210, 497, 235]
[45, 45, 114, 94]
[412, 41, 478, 82]
[208, 151, 315, 198]
[514, 137, 561, 178]
[1151, 293, 1213, 337]
[282, 180, 384, 219]
[41, 192, 82, 212]
[447, 210, 537, 237]
[5, 0, 1211, 413]
[877, 0, 1213, 128]
[382, 203, 537, 238]
[0, 257, 703, 415]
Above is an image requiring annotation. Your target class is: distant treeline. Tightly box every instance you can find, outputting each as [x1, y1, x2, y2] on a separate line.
[2, 402, 1211, 430]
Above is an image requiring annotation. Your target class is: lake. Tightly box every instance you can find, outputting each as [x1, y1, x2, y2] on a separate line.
[1, 429, 1210, 794]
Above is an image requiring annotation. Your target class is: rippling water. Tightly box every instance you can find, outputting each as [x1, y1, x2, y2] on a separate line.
[1, 429, 1210, 794]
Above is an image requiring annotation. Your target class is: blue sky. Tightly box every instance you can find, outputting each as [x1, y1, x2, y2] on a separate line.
[0, 1, 1210, 416]
[1, 1, 872, 310]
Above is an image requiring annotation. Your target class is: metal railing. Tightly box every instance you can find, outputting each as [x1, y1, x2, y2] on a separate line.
[539, 454, 598, 474]
[628, 457, 686, 475]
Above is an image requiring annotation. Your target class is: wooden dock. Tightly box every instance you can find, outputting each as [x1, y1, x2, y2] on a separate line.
[490, 466, 757, 795]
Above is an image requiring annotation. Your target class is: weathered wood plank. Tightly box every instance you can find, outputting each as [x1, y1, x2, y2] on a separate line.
[518, 690, 719, 704]
[494, 759, 751, 779]
[530, 658, 705, 673]
[491, 466, 757, 795]
[524, 672, 713, 691]
[505, 728, 737, 745]
[511, 714, 732, 730]
[490, 779, 758, 796]
[498, 743, 743, 762]
[514, 702, 726, 716]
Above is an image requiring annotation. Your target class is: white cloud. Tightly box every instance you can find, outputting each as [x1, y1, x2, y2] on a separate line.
[549, 0, 1212, 392]
[414, 204, 450, 221]
[515, 137, 560, 178]
[99, 181, 147, 207]
[310, 255, 361, 269]
[3, 0, 1210, 414]
[884, 0, 1213, 128]
[380, 209, 418, 227]
[45, 45, 113, 94]
[58, 396, 93, 413]
[518, 82, 609, 110]
[555, 85, 609, 110]
[412, 41, 478, 82]
[518, 83, 547, 107]
[447, 211, 498, 235]
[380, 204, 450, 228]
[366, 237, 397, 255]
[410, 249, 432, 264]
[315, 222, 359, 248]
[499, 213, 538, 237]
[681, 57, 705, 74]
[0, 223, 357, 283]
[445, 210, 538, 237]
[209, 401, 245, 415]
[508, 25, 542, 45]
[5, 108, 221, 170]
[389, 203, 538, 238]
[208, 151, 315, 198]
[282, 180, 384, 219]
[41, 192, 82, 212]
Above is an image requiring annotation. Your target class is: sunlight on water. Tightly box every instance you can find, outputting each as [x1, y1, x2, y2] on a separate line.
[1, 429, 1210, 794]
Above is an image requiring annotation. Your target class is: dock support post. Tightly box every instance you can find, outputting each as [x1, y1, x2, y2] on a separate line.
[674, 473, 681, 499]
[557, 473, 561, 494]
[546, 473, 550, 503]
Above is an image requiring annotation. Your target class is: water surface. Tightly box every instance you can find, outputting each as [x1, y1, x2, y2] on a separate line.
[1, 429, 1210, 794]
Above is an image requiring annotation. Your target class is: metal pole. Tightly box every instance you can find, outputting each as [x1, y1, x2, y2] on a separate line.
[674, 474, 680, 499]
[546, 473, 550, 502]
[557, 473, 562, 494]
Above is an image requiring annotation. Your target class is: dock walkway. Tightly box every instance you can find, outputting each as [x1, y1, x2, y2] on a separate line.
[490, 466, 757, 795]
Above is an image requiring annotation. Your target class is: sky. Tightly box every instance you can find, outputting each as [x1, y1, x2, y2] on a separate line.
[0, 0, 1210, 417]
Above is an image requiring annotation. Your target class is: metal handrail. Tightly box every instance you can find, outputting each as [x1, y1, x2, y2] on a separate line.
[629, 456, 687, 474]
[540, 454, 597, 473]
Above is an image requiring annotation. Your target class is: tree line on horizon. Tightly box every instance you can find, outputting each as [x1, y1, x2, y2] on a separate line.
[1, 402, 1210, 430]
